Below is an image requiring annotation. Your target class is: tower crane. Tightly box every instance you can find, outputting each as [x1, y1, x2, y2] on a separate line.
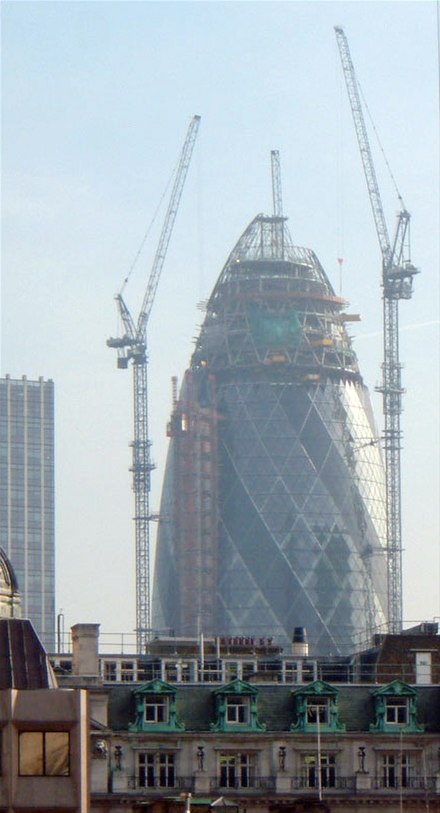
[335, 27, 419, 633]
[107, 115, 201, 651]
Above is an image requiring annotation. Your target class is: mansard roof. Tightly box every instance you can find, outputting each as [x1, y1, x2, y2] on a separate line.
[106, 683, 440, 734]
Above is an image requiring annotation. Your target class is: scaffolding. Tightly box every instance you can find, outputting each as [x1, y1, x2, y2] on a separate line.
[167, 370, 219, 636]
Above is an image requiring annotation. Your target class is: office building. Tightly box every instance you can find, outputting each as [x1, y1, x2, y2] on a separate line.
[0, 617, 89, 812]
[153, 214, 388, 655]
[0, 375, 55, 649]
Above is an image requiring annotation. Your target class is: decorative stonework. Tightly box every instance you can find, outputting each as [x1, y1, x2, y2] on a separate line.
[129, 679, 184, 732]
[210, 679, 266, 732]
[291, 680, 345, 732]
[369, 680, 424, 733]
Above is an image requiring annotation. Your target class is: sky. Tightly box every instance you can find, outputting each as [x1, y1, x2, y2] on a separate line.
[1, 0, 439, 647]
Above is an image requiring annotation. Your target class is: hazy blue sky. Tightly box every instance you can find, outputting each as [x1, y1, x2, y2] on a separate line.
[2, 1, 439, 644]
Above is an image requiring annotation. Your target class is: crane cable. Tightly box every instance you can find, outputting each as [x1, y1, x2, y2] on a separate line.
[118, 159, 178, 297]
[335, 40, 345, 296]
[357, 79, 405, 209]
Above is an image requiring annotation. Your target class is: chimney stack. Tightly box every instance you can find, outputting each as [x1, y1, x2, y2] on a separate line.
[71, 623, 100, 678]
[292, 626, 308, 657]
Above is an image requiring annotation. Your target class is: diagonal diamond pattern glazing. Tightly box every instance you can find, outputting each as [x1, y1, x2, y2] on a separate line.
[153, 215, 387, 655]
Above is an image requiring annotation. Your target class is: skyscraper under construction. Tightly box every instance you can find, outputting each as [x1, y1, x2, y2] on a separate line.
[152, 212, 388, 655]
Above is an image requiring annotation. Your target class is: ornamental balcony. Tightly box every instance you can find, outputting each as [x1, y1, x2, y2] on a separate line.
[126, 776, 195, 793]
[291, 776, 355, 792]
[372, 776, 437, 791]
[209, 776, 276, 792]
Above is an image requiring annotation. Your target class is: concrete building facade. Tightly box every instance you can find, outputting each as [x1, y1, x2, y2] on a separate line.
[0, 618, 89, 813]
[0, 375, 55, 649]
[52, 624, 440, 813]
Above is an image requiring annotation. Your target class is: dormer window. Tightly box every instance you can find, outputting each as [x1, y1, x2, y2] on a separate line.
[226, 695, 249, 724]
[291, 680, 345, 733]
[211, 679, 266, 733]
[129, 679, 184, 733]
[370, 680, 423, 733]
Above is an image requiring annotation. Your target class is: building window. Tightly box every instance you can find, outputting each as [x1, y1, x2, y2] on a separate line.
[121, 661, 134, 682]
[144, 697, 169, 724]
[138, 752, 175, 788]
[303, 754, 336, 789]
[242, 661, 256, 680]
[370, 680, 423, 733]
[103, 661, 117, 682]
[137, 660, 161, 682]
[129, 679, 184, 733]
[381, 753, 413, 788]
[226, 696, 249, 724]
[19, 732, 69, 776]
[291, 680, 345, 733]
[306, 697, 329, 725]
[284, 661, 299, 683]
[164, 662, 178, 682]
[200, 660, 221, 682]
[219, 753, 255, 789]
[385, 697, 408, 725]
[211, 678, 266, 733]
[224, 661, 239, 681]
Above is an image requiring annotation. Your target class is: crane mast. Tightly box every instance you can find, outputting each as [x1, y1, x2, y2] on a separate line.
[271, 149, 283, 217]
[108, 115, 201, 651]
[270, 149, 286, 259]
[335, 27, 418, 633]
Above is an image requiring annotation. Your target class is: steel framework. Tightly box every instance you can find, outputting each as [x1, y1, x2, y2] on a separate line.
[270, 149, 286, 258]
[107, 115, 201, 651]
[335, 27, 418, 632]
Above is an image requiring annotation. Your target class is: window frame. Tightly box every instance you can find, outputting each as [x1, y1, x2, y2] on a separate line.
[380, 752, 413, 789]
[306, 697, 330, 725]
[226, 695, 250, 725]
[302, 753, 336, 789]
[144, 696, 169, 725]
[18, 731, 70, 777]
[138, 751, 175, 789]
[219, 752, 255, 789]
[385, 697, 409, 726]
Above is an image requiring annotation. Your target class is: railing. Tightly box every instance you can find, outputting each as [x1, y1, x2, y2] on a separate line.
[210, 776, 276, 791]
[52, 619, 439, 660]
[373, 776, 437, 791]
[50, 651, 440, 685]
[105, 773, 439, 796]
[291, 776, 355, 791]
[126, 776, 194, 792]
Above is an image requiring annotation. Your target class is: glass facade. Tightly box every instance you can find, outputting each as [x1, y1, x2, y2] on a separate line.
[0, 376, 55, 649]
[153, 216, 388, 655]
